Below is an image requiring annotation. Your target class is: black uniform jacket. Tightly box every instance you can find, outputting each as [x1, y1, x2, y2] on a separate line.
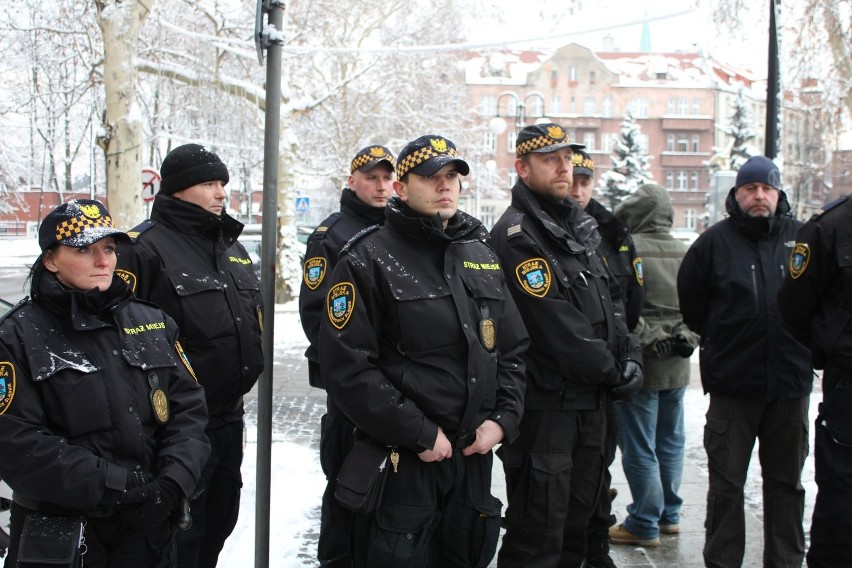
[318, 198, 528, 452]
[586, 198, 645, 331]
[116, 194, 264, 420]
[0, 275, 210, 512]
[299, 188, 385, 388]
[490, 182, 642, 410]
[678, 188, 812, 399]
[779, 195, 852, 371]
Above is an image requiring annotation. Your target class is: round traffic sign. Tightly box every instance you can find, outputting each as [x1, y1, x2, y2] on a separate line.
[142, 167, 161, 202]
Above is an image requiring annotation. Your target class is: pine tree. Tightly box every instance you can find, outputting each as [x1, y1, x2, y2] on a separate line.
[599, 112, 654, 210]
[708, 88, 758, 171]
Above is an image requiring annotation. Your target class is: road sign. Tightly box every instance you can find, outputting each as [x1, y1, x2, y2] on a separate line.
[295, 196, 310, 213]
[142, 167, 161, 202]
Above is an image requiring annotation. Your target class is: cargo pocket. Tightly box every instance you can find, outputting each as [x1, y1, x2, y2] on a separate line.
[367, 502, 434, 566]
[525, 453, 572, 530]
[469, 494, 502, 568]
[703, 417, 729, 535]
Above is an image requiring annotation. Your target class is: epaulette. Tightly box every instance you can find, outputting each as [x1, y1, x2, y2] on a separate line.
[307, 213, 342, 243]
[504, 212, 526, 240]
[0, 296, 31, 326]
[340, 224, 381, 255]
[809, 195, 849, 222]
[125, 219, 155, 242]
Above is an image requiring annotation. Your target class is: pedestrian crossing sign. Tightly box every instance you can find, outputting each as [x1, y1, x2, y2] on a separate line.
[295, 197, 310, 213]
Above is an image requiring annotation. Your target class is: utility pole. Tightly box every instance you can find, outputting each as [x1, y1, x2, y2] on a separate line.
[765, 0, 781, 159]
[253, 2, 285, 567]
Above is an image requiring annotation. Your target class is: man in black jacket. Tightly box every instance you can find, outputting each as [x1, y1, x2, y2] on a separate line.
[116, 144, 264, 568]
[299, 145, 394, 567]
[778, 195, 852, 567]
[490, 123, 643, 567]
[677, 156, 812, 568]
[570, 149, 644, 565]
[318, 135, 528, 567]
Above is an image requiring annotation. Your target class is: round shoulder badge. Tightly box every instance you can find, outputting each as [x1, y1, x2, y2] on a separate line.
[327, 282, 356, 329]
[0, 361, 16, 415]
[789, 243, 810, 279]
[516, 258, 551, 297]
[303, 257, 327, 291]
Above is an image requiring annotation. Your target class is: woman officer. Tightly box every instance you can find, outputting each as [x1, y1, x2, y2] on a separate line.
[0, 199, 210, 567]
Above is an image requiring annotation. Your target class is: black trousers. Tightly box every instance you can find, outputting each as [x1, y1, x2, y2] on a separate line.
[586, 397, 618, 543]
[350, 448, 500, 568]
[498, 407, 606, 568]
[807, 367, 852, 568]
[5, 502, 175, 568]
[176, 419, 244, 568]
[317, 399, 356, 567]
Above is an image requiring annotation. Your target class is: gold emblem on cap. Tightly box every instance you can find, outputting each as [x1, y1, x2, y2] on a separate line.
[80, 204, 102, 219]
[369, 147, 386, 157]
[547, 125, 565, 140]
[151, 388, 170, 424]
[430, 138, 448, 153]
[480, 318, 496, 351]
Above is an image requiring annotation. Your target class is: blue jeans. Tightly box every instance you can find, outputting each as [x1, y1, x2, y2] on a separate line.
[615, 387, 686, 539]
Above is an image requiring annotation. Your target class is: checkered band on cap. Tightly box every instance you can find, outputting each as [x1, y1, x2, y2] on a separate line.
[572, 153, 594, 171]
[55, 211, 116, 243]
[396, 140, 459, 179]
[516, 124, 573, 158]
[349, 146, 395, 174]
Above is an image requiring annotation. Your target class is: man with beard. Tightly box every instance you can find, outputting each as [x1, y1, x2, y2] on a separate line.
[677, 156, 812, 568]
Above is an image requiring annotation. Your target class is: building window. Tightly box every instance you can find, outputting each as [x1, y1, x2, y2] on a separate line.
[480, 96, 497, 116]
[602, 96, 613, 117]
[690, 171, 699, 190]
[685, 208, 696, 230]
[667, 98, 676, 114]
[666, 134, 675, 152]
[584, 96, 596, 115]
[601, 133, 613, 153]
[508, 171, 518, 187]
[589, 70, 596, 86]
[676, 136, 689, 152]
[507, 130, 517, 153]
[665, 171, 674, 189]
[691, 135, 700, 153]
[551, 95, 561, 114]
[679, 98, 689, 115]
[479, 205, 496, 230]
[569, 65, 577, 81]
[483, 131, 496, 152]
[507, 95, 520, 117]
[677, 170, 687, 189]
[551, 70, 558, 83]
[528, 96, 545, 117]
[583, 132, 595, 150]
[692, 98, 700, 114]
[630, 98, 649, 118]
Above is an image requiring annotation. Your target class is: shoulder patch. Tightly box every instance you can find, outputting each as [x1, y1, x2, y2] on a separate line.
[303, 257, 328, 290]
[115, 269, 138, 293]
[307, 213, 342, 242]
[126, 219, 155, 242]
[633, 257, 644, 286]
[507, 224, 523, 238]
[515, 258, 552, 297]
[341, 224, 381, 255]
[810, 195, 849, 221]
[175, 340, 198, 382]
[0, 361, 16, 415]
[789, 243, 810, 279]
[327, 282, 356, 329]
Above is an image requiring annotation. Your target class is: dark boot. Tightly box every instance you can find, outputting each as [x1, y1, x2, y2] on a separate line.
[583, 532, 617, 568]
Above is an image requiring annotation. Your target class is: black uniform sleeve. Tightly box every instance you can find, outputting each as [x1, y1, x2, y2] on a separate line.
[116, 240, 163, 302]
[498, 229, 622, 386]
[677, 235, 712, 336]
[153, 320, 212, 497]
[777, 220, 827, 347]
[318, 254, 439, 452]
[489, 283, 528, 443]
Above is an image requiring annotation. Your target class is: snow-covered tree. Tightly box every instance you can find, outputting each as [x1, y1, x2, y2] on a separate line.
[708, 88, 758, 171]
[598, 112, 654, 210]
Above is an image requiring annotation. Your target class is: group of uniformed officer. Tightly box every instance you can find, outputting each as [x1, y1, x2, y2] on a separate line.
[300, 125, 644, 568]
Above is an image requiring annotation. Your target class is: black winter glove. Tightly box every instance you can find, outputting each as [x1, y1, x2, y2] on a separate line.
[118, 477, 182, 531]
[654, 337, 674, 357]
[611, 360, 643, 401]
[671, 335, 694, 358]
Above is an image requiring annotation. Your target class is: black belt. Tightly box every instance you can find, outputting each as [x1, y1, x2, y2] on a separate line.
[13, 493, 113, 518]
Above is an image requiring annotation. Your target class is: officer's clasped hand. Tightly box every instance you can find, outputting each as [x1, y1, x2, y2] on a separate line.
[118, 477, 182, 530]
[610, 360, 643, 401]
